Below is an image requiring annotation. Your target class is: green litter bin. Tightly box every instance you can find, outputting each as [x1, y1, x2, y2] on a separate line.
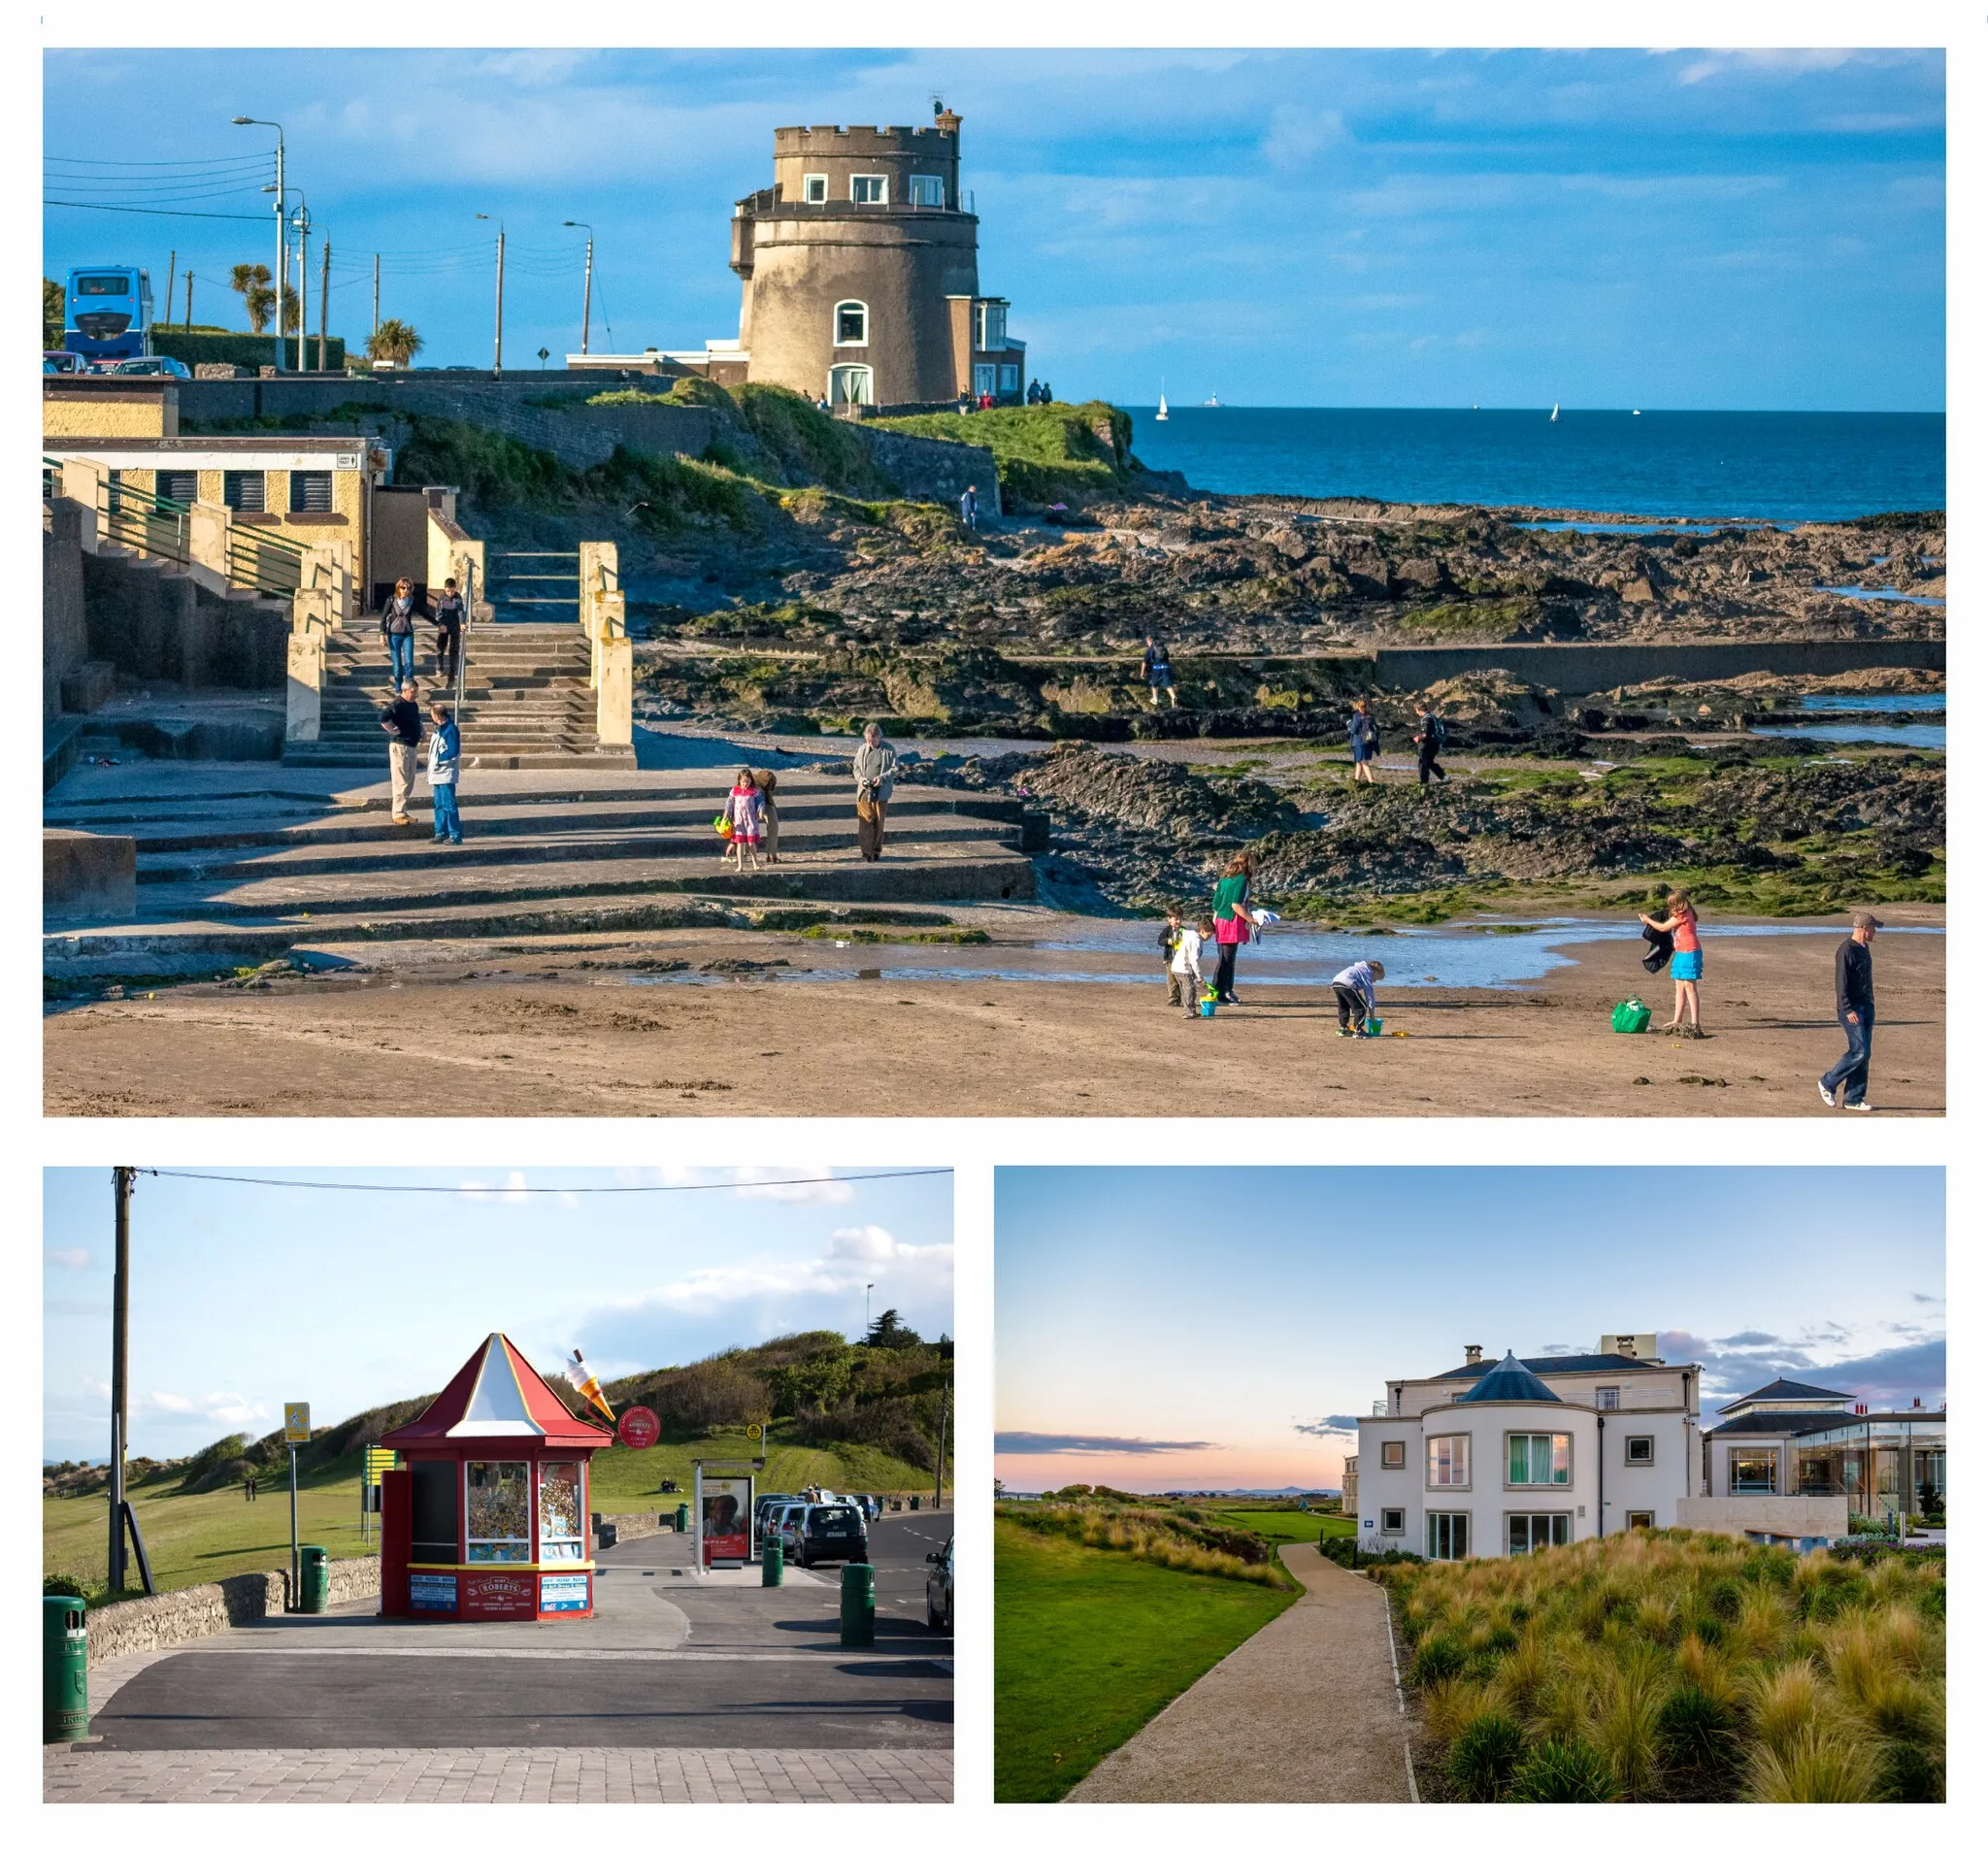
[762, 1538, 783, 1587]
[839, 1562, 875, 1646]
[298, 1545, 330, 1614]
[910, 1495, 920, 1511]
[675, 1503, 690, 1534]
[44, 1596, 88, 1743]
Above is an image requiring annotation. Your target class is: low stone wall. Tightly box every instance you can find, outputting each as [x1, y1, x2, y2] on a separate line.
[80, 550, 287, 691]
[595, 1510, 673, 1542]
[858, 429, 997, 506]
[44, 500, 91, 727]
[45, 829, 136, 922]
[1370, 640, 1945, 695]
[1675, 1496, 1849, 1539]
[84, 1557, 382, 1667]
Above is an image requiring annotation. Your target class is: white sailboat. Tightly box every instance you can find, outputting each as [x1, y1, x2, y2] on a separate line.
[1550, 403, 1560, 422]
[1203, 393, 1222, 408]
[1155, 380, 1170, 422]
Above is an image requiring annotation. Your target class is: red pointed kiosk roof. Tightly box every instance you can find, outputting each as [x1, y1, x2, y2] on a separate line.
[380, 1334, 613, 1449]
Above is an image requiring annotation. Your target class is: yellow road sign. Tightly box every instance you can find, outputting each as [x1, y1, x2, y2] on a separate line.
[283, 1402, 312, 1443]
[746, 1422, 765, 1446]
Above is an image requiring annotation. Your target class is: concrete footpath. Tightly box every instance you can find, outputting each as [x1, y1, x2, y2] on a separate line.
[1068, 1543, 1416, 1803]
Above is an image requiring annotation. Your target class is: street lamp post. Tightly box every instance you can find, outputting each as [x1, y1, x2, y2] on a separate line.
[231, 116, 284, 370]
[476, 214, 506, 373]
[290, 195, 312, 372]
[563, 220, 595, 356]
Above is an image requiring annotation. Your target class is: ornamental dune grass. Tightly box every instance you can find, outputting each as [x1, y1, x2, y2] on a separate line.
[1372, 1531, 1943, 1802]
[997, 1501, 1287, 1587]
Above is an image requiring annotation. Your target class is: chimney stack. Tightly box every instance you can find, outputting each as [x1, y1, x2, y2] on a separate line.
[1465, 1344, 1483, 1366]
[1617, 1336, 1637, 1357]
[934, 102, 962, 135]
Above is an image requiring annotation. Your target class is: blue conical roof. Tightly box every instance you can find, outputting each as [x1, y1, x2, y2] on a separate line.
[1460, 1350, 1562, 1404]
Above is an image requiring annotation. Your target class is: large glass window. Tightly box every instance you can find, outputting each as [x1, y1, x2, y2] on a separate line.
[975, 301, 1007, 349]
[1508, 1433, 1572, 1486]
[538, 1462, 585, 1562]
[909, 174, 944, 207]
[1729, 1449, 1778, 1495]
[466, 1460, 531, 1562]
[1427, 1511, 1470, 1560]
[1428, 1435, 1471, 1489]
[1508, 1512, 1571, 1555]
[850, 175, 887, 204]
[78, 274, 132, 296]
[827, 364, 873, 408]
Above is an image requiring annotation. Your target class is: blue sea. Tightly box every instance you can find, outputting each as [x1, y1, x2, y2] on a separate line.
[1126, 408, 1944, 525]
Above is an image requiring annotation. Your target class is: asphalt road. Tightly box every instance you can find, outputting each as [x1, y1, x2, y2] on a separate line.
[85, 1511, 953, 1754]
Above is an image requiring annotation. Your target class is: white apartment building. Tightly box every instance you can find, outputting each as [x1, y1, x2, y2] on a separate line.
[1354, 1338, 1702, 1560]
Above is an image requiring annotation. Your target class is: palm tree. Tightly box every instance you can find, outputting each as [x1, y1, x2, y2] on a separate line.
[229, 262, 273, 334]
[366, 318, 423, 366]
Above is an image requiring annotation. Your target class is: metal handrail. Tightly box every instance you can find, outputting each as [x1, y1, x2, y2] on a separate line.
[95, 472, 191, 568]
[227, 527, 304, 598]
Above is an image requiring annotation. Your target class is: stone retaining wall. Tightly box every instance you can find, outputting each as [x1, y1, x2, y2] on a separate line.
[83, 1557, 382, 1668]
[1676, 1497, 1850, 1540]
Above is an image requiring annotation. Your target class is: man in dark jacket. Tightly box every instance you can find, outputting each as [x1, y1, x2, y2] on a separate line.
[1820, 911, 1881, 1110]
[380, 678, 422, 825]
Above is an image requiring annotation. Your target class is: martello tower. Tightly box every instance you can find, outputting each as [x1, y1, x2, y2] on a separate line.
[718, 103, 1027, 410]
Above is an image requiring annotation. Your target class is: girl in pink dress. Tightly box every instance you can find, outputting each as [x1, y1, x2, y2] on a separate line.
[724, 769, 764, 873]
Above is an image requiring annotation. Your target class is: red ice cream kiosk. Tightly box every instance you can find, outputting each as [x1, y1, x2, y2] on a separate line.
[378, 1334, 613, 1623]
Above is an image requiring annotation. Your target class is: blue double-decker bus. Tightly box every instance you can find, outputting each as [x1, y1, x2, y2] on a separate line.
[65, 265, 153, 362]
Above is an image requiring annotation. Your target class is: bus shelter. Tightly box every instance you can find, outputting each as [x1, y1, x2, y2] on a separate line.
[378, 1334, 613, 1623]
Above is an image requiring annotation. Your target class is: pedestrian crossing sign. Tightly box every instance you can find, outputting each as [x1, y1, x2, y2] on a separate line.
[284, 1403, 311, 1443]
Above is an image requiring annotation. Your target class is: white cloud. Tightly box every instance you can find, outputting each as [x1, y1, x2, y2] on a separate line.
[45, 1246, 90, 1270]
[635, 1223, 951, 1316]
[145, 1390, 194, 1414]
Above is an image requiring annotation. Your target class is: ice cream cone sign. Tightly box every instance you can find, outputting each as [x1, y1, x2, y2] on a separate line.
[564, 1350, 614, 1425]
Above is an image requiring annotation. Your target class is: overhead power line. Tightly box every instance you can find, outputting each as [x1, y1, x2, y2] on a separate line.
[45, 201, 275, 221]
[47, 150, 274, 169]
[138, 1168, 951, 1196]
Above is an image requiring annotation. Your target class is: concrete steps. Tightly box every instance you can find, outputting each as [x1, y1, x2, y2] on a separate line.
[291, 621, 632, 769]
[46, 770, 1042, 942]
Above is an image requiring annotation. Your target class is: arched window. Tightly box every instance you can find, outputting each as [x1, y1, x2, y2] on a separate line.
[833, 301, 868, 347]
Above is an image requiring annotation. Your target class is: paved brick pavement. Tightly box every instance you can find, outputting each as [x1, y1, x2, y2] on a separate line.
[46, 1745, 953, 1803]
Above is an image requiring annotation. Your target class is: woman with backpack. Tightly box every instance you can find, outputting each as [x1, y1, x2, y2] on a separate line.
[1348, 699, 1380, 785]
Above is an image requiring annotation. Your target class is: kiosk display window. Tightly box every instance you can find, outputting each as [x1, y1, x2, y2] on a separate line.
[539, 1462, 585, 1562]
[466, 1460, 531, 1562]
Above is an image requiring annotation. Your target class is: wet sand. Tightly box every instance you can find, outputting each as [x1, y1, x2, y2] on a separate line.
[44, 913, 1941, 1117]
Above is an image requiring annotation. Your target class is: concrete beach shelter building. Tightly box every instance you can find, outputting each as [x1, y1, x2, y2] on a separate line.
[657, 102, 1028, 410]
[1353, 1338, 1702, 1560]
[378, 1334, 613, 1622]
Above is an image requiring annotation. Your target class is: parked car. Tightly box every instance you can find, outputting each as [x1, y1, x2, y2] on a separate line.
[107, 356, 191, 379]
[759, 1498, 809, 1542]
[926, 1536, 953, 1633]
[44, 349, 83, 375]
[777, 1502, 869, 1569]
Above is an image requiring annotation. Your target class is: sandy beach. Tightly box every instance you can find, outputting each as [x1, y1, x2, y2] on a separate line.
[44, 908, 1941, 1117]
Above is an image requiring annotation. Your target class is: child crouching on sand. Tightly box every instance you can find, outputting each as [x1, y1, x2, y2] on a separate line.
[723, 768, 764, 873]
[1173, 915, 1215, 1020]
[1331, 958, 1386, 1036]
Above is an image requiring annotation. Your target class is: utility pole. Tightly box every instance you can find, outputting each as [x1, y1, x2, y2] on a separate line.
[934, 1376, 948, 1511]
[182, 271, 194, 332]
[163, 250, 176, 347]
[294, 203, 311, 373]
[372, 252, 380, 343]
[318, 235, 331, 371]
[110, 1168, 133, 1593]
[493, 228, 505, 372]
[564, 221, 595, 356]
[477, 215, 506, 372]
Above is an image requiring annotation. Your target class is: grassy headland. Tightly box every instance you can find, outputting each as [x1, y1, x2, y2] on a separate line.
[872, 400, 1143, 505]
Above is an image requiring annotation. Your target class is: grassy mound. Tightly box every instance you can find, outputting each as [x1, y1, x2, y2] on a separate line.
[1381, 1529, 1944, 1802]
[998, 1498, 1289, 1586]
[872, 400, 1144, 506]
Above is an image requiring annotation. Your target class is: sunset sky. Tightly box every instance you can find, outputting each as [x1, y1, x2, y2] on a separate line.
[996, 1168, 1944, 1494]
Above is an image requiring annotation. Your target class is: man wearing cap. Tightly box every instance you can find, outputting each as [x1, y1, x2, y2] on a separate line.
[1820, 911, 1881, 1111]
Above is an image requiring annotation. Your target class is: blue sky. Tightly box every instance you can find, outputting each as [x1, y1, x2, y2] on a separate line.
[44, 48, 1943, 409]
[996, 1168, 1945, 1493]
[44, 1167, 952, 1462]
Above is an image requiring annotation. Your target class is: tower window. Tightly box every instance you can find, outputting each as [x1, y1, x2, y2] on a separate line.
[975, 301, 1008, 350]
[834, 301, 868, 347]
[909, 174, 944, 208]
[850, 174, 887, 205]
[802, 174, 827, 204]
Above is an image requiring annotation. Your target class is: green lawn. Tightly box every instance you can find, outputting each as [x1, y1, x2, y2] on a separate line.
[996, 1519, 1300, 1802]
[48, 1439, 937, 1597]
[1212, 1507, 1358, 1544]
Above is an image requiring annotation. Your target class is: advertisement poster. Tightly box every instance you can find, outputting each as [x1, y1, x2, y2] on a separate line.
[460, 1572, 536, 1619]
[540, 1572, 591, 1613]
[408, 1573, 457, 1612]
[702, 1474, 752, 1565]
